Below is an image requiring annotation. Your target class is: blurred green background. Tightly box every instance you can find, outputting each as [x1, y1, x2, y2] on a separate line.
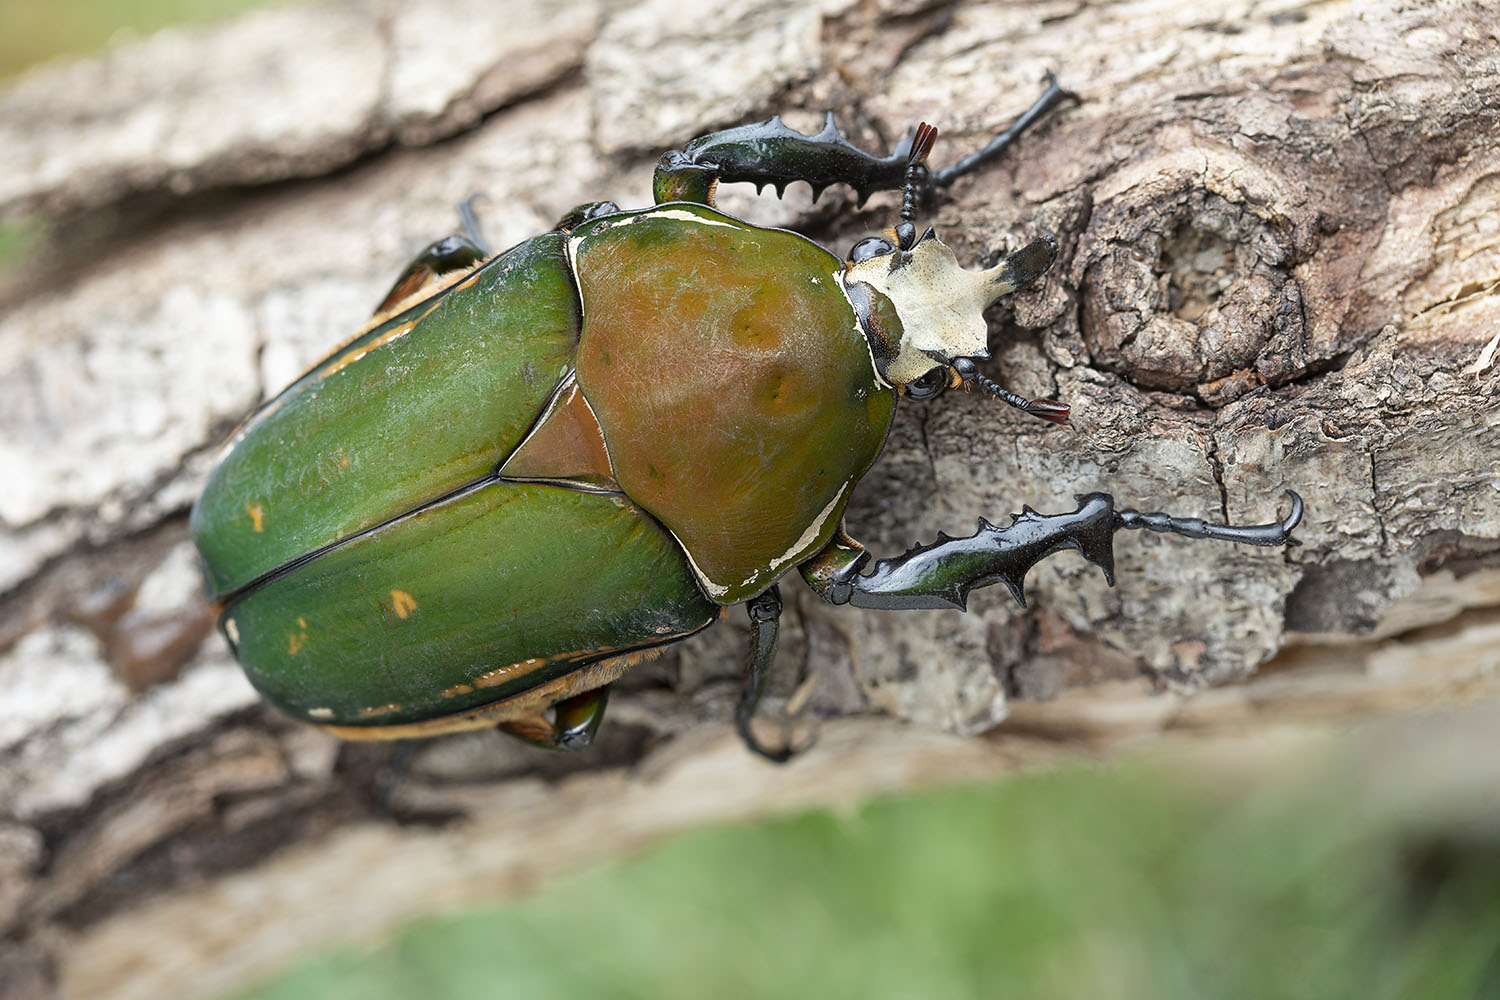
[0, 0, 284, 80]
[232, 748, 1500, 1000]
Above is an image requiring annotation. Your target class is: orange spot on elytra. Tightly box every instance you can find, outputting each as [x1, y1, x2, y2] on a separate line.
[441, 683, 474, 698]
[289, 616, 309, 655]
[247, 503, 265, 532]
[390, 589, 418, 619]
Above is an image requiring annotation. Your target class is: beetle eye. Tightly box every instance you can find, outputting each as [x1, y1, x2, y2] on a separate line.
[905, 367, 949, 400]
[849, 236, 896, 264]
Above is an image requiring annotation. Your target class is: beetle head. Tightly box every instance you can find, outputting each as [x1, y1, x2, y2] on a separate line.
[844, 230, 1058, 387]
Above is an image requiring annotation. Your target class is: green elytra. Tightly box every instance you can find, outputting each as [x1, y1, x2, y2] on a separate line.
[192, 79, 1303, 759]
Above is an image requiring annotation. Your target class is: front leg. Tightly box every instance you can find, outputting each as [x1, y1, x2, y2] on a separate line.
[800, 492, 1303, 611]
[653, 75, 1072, 206]
[654, 112, 909, 206]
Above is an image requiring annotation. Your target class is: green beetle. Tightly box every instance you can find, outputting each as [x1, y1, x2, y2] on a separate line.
[192, 80, 1302, 759]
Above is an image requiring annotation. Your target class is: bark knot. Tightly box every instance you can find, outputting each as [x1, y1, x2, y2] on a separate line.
[1075, 151, 1314, 405]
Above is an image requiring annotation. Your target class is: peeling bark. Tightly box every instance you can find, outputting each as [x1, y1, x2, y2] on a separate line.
[1, 1, 1497, 997]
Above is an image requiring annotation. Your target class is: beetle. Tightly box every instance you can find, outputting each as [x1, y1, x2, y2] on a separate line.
[191, 78, 1302, 760]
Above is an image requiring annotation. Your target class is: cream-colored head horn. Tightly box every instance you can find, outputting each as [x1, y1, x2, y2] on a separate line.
[844, 234, 1059, 386]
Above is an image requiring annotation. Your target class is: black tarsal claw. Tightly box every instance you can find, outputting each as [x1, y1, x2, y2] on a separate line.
[1113, 490, 1306, 548]
[1278, 490, 1305, 545]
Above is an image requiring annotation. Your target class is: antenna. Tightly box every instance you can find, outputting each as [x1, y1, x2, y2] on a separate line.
[950, 358, 1070, 424]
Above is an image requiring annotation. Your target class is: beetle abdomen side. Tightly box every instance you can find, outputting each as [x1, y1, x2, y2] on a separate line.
[570, 205, 896, 604]
[192, 234, 582, 596]
[219, 480, 717, 729]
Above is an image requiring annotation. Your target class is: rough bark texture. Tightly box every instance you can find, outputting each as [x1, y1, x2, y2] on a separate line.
[1, 1, 1497, 997]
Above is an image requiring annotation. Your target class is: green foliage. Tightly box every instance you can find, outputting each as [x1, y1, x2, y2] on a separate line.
[0, 0, 291, 80]
[232, 760, 1500, 1000]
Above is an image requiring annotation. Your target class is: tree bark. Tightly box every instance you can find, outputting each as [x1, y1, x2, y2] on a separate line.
[1, 0, 1497, 996]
